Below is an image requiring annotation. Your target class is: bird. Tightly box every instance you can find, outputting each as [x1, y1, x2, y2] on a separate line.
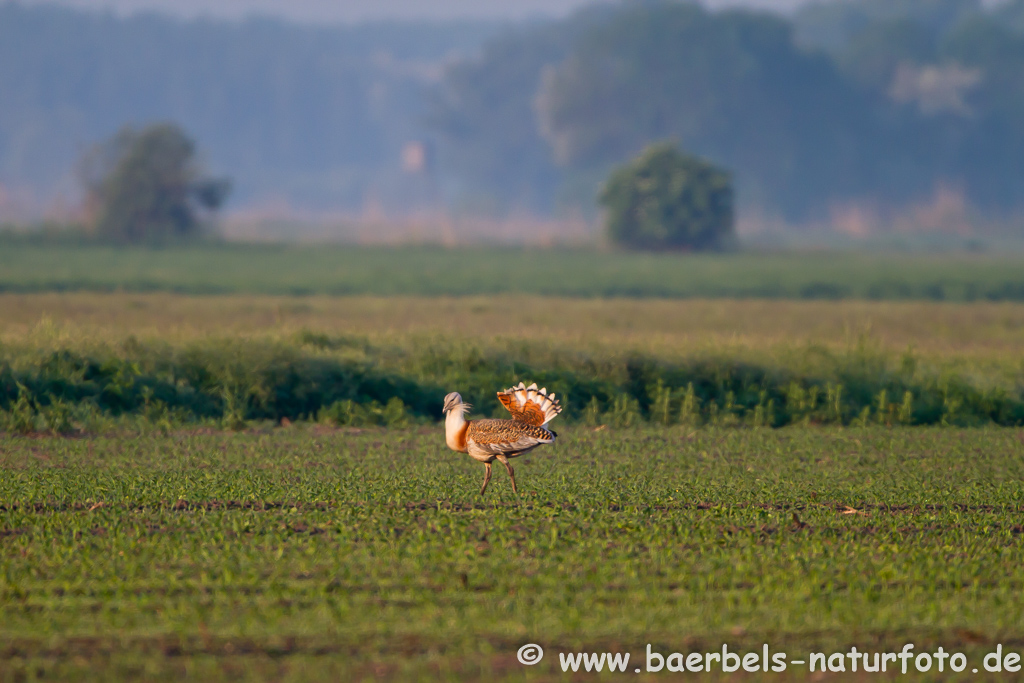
[443, 382, 562, 495]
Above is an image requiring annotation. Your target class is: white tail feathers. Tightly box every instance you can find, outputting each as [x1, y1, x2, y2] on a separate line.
[498, 381, 562, 426]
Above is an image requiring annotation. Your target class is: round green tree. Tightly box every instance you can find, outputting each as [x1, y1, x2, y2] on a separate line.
[599, 143, 734, 251]
[81, 123, 231, 244]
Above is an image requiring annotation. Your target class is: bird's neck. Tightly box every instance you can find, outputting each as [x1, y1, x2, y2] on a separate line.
[445, 409, 469, 452]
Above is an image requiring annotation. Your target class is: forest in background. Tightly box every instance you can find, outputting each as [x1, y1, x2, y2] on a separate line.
[0, 4, 499, 216]
[2, 0, 1024, 231]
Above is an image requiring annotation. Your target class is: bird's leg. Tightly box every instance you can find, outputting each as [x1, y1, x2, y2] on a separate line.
[479, 462, 492, 496]
[496, 455, 517, 495]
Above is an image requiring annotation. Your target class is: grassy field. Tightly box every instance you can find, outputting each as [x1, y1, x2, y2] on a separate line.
[2, 426, 1024, 681]
[4, 243, 1024, 299]
[6, 292, 1024, 358]
[4, 294, 1024, 431]
[2, 290, 1024, 680]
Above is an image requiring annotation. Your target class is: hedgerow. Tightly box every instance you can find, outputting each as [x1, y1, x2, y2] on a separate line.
[2, 336, 1022, 433]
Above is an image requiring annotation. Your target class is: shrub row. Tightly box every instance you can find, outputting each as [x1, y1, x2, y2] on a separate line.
[1, 338, 1022, 433]
[0, 341, 442, 434]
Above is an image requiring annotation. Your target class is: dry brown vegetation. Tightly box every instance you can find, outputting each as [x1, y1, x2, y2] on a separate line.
[4, 293, 1024, 361]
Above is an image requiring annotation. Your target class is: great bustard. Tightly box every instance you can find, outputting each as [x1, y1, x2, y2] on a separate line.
[442, 382, 562, 495]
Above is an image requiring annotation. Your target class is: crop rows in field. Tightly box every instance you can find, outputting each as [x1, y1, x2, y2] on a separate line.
[2, 427, 1024, 681]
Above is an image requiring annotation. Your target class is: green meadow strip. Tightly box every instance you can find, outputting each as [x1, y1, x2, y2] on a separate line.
[3, 244, 1024, 300]
[2, 335, 1023, 433]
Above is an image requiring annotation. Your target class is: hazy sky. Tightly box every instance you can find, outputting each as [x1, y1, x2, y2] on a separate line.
[10, 0, 817, 23]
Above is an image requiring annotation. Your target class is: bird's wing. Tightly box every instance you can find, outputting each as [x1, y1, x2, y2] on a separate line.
[467, 419, 554, 456]
[496, 382, 562, 426]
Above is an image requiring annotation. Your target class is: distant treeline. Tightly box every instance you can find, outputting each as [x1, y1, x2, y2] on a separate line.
[2, 336, 1022, 433]
[432, 0, 1024, 220]
[2, 0, 1024, 221]
[0, 4, 497, 210]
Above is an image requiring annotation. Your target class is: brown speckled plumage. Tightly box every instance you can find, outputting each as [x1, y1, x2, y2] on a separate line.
[467, 419, 554, 458]
[468, 418, 553, 444]
[443, 382, 563, 495]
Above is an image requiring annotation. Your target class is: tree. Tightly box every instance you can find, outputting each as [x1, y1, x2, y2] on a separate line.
[425, 4, 619, 214]
[599, 143, 733, 251]
[534, 3, 885, 220]
[836, 19, 937, 90]
[81, 123, 230, 243]
[793, 0, 980, 53]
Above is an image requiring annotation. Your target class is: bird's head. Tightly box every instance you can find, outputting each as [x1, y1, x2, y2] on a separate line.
[443, 391, 469, 415]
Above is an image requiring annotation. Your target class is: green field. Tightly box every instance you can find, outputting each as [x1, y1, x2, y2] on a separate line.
[4, 294, 1024, 432]
[2, 426, 1024, 681]
[2, 272, 1024, 680]
[4, 243, 1024, 299]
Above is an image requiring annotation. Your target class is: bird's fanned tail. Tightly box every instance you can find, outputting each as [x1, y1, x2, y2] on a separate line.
[497, 381, 562, 426]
